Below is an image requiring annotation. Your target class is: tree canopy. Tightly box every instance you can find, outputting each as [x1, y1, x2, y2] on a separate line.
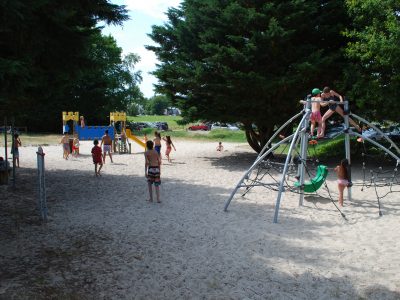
[147, 0, 350, 152]
[0, 0, 142, 131]
[343, 0, 400, 120]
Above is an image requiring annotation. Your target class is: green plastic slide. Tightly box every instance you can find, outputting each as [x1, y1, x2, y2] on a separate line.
[294, 165, 328, 193]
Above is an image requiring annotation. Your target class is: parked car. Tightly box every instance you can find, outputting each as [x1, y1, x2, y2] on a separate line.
[211, 122, 240, 130]
[362, 125, 400, 143]
[154, 122, 169, 131]
[188, 124, 209, 131]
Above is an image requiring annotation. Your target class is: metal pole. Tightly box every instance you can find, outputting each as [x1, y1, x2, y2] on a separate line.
[343, 100, 351, 201]
[37, 146, 47, 221]
[4, 117, 8, 184]
[224, 134, 296, 211]
[11, 118, 15, 188]
[274, 111, 310, 223]
[298, 100, 311, 206]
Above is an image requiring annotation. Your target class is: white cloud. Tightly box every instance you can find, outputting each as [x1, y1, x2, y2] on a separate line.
[125, 0, 182, 20]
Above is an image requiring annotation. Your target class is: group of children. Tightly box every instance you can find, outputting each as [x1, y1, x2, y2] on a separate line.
[305, 87, 354, 207]
[60, 132, 80, 160]
[304, 86, 361, 138]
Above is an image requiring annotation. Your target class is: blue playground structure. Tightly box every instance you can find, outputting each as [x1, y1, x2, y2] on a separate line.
[74, 125, 114, 141]
[62, 112, 115, 141]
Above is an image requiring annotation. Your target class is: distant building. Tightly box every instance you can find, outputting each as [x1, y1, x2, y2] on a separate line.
[164, 107, 181, 116]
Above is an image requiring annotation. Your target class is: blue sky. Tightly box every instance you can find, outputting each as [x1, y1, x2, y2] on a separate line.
[102, 0, 182, 98]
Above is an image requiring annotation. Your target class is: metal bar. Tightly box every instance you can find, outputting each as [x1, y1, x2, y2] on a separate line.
[274, 111, 310, 223]
[4, 117, 8, 185]
[350, 113, 400, 155]
[298, 100, 311, 206]
[344, 101, 352, 201]
[350, 132, 400, 162]
[224, 133, 296, 211]
[11, 118, 15, 188]
[260, 111, 304, 155]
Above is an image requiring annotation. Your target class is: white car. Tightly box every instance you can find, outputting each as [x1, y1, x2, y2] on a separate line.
[211, 123, 240, 130]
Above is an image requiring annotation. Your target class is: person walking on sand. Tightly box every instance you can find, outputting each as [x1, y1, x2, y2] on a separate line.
[334, 158, 351, 207]
[11, 133, 22, 167]
[162, 135, 176, 162]
[91, 139, 103, 176]
[153, 131, 162, 157]
[320, 86, 361, 137]
[60, 132, 70, 160]
[145, 140, 162, 203]
[101, 130, 113, 163]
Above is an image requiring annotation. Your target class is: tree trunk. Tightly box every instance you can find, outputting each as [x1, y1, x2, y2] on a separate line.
[244, 123, 273, 153]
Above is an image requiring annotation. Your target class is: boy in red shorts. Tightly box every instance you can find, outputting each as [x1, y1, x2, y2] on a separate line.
[91, 139, 103, 176]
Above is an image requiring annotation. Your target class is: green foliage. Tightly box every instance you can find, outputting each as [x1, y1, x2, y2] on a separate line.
[127, 115, 183, 130]
[343, 0, 400, 120]
[147, 0, 350, 152]
[145, 95, 171, 115]
[0, 0, 142, 131]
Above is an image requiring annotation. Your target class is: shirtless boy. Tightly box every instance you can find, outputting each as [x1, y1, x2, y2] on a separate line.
[60, 132, 70, 160]
[300, 88, 327, 138]
[145, 140, 162, 203]
[101, 130, 113, 163]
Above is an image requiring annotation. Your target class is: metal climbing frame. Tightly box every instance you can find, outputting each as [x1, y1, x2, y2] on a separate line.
[224, 98, 400, 223]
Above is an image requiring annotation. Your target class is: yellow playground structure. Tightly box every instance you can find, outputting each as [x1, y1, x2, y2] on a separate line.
[110, 112, 145, 152]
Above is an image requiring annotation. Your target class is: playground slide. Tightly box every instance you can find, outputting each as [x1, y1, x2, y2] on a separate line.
[125, 129, 146, 148]
[294, 165, 328, 193]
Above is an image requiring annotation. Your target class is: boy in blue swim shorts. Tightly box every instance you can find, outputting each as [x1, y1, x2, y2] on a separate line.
[145, 140, 162, 203]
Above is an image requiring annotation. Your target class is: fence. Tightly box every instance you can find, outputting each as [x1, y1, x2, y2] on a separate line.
[36, 146, 47, 221]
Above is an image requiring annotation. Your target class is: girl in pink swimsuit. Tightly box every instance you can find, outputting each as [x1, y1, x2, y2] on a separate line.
[162, 136, 176, 162]
[334, 159, 350, 207]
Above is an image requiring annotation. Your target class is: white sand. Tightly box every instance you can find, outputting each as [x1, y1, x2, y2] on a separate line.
[1, 140, 400, 299]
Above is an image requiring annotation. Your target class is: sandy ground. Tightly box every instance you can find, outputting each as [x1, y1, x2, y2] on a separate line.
[1, 140, 400, 299]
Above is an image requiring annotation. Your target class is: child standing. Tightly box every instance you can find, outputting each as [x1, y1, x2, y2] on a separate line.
[91, 139, 103, 176]
[300, 88, 328, 138]
[12, 133, 22, 167]
[334, 159, 350, 207]
[162, 136, 176, 162]
[60, 132, 70, 160]
[216, 141, 224, 152]
[153, 131, 162, 157]
[72, 135, 80, 157]
[145, 140, 162, 203]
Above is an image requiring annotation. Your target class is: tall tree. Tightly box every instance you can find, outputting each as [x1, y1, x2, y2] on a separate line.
[343, 0, 400, 120]
[147, 0, 350, 152]
[0, 0, 129, 130]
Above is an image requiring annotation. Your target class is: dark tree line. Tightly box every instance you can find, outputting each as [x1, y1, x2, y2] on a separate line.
[147, 0, 400, 152]
[0, 0, 143, 131]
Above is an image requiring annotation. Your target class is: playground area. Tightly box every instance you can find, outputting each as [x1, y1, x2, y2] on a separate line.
[1, 140, 400, 299]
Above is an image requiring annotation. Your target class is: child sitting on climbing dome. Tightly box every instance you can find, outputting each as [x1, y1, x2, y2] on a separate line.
[300, 88, 328, 138]
[334, 158, 350, 207]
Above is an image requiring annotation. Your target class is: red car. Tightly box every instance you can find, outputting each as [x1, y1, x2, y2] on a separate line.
[188, 124, 209, 131]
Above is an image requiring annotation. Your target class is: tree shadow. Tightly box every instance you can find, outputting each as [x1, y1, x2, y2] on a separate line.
[0, 166, 399, 299]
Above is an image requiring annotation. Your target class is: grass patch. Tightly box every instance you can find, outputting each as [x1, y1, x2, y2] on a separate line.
[130, 128, 247, 143]
[127, 115, 184, 130]
[0, 133, 60, 147]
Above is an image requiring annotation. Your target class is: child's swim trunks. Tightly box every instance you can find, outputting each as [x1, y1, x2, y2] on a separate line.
[154, 145, 161, 154]
[310, 111, 322, 123]
[147, 166, 161, 186]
